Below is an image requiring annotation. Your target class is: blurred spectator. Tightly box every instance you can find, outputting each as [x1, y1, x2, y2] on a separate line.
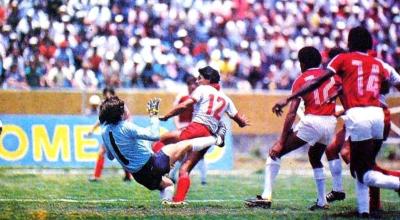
[0, 0, 399, 91]
[46, 59, 74, 88]
[3, 63, 29, 90]
[73, 61, 98, 90]
[25, 56, 46, 88]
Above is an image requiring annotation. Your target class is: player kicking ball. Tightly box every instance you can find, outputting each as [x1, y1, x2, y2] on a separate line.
[245, 47, 339, 210]
[99, 96, 226, 203]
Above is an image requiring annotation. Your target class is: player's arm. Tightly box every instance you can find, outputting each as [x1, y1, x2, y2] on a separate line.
[87, 121, 101, 136]
[270, 97, 301, 159]
[131, 117, 161, 141]
[159, 98, 195, 121]
[272, 71, 335, 116]
[230, 113, 250, 127]
[226, 98, 250, 127]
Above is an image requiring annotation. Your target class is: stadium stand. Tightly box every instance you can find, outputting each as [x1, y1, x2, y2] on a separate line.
[0, 0, 399, 91]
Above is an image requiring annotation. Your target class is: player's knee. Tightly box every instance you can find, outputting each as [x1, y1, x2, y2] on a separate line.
[178, 168, 189, 178]
[340, 149, 350, 164]
[325, 145, 340, 161]
[308, 150, 323, 169]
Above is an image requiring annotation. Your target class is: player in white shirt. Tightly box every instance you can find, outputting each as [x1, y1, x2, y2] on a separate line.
[159, 66, 250, 204]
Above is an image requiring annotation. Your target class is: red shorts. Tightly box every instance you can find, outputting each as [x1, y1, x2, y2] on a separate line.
[179, 122, 212, 141]
[383, 107, 391, 140]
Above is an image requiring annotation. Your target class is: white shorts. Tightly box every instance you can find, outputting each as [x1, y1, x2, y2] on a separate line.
[344, 107, 384, 141]
[294, 114, 337, 146]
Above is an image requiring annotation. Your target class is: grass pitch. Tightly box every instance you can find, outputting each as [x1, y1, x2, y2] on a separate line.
[0, 170, 399, 219]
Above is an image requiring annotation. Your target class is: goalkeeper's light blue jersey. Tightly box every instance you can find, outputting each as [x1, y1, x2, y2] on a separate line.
[101, 117, 160, 173]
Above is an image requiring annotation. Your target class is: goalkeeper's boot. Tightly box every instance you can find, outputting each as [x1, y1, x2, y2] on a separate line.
[215, 121, 227, 147]
[245, 195, 271, 208]
[326, 190, 346, 203]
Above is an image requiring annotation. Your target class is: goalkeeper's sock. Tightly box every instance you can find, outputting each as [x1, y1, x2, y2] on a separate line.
[152, 141, 165, 153]
[173, 173, 191, 202]
[94, 153, 105, 178]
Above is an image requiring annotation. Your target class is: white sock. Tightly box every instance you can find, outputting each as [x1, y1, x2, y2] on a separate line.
[313, 168, 327, 206]
[191, 136, 216, 151]
[328, 159, 343, 192]
[261, 156, 281, 200]
[198, 159, 207, 183]
[363, 170, 400, 190]
[355, 179, 369, 214]
[169, 160, 181, 182]
[160, 185, 175, 201]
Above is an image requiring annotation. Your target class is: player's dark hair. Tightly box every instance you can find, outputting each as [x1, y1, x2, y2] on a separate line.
[99, 96, 125, 125]
[102, 86, 115, 96]
[198, 66, 220, 83]
[348, 26, 373, 52]
[328, 47, 346, 59]
[185, 75, 197, 85]
[298, 46, 322, 69]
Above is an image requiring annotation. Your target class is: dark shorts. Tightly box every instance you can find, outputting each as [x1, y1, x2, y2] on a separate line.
[132, 151, 170, 190]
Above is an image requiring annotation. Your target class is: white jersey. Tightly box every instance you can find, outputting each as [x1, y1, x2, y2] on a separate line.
[190, 85, 238, 133]
[379, 62, 400, 107]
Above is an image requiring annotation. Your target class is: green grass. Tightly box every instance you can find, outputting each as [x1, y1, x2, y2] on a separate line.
[0, 171, 399, 219]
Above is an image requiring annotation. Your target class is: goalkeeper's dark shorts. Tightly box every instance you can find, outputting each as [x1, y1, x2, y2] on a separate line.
[132, 151, 170, 190]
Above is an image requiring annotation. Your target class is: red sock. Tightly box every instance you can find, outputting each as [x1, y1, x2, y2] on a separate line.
[152, 141, 165, 153]
[369, 186, 382, 211]
[374, 164, 400, 177]
[173, 173, 191, 202]
[94, 154, 105, 178]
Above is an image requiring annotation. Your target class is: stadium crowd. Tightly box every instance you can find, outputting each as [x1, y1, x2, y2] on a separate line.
[0, 0, 399, 91]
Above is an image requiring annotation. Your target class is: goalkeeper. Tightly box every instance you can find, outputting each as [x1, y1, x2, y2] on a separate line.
[99, 96, 225, 203]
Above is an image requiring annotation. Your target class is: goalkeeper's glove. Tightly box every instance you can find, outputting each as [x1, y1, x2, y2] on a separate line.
[147, 98, 161, 116]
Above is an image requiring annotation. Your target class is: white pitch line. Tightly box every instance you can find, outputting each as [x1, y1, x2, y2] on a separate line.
[0, 198, 398, 203]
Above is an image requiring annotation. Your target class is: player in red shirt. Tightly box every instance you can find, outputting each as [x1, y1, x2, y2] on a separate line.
[273, 27, 400, 217]
[246, 47, 339, 210]
[324, 49, 400, 212]
[159, 66, 249, 205]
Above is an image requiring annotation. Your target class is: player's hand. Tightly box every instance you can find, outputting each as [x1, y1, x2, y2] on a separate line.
[240, 114, 251, 127]
[86, 131, 94, 137]
[269, 142, 283, 160]
[147, 98, 161, 116]
[272, 99, 288, 117]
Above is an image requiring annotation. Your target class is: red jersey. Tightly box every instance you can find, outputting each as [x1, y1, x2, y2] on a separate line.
[292, 68, 338, 115]
[176, 95, 193, 123]
[327, 52, 389, 109]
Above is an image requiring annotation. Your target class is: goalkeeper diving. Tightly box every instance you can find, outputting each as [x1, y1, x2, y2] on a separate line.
[99, 96, 226, 203]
